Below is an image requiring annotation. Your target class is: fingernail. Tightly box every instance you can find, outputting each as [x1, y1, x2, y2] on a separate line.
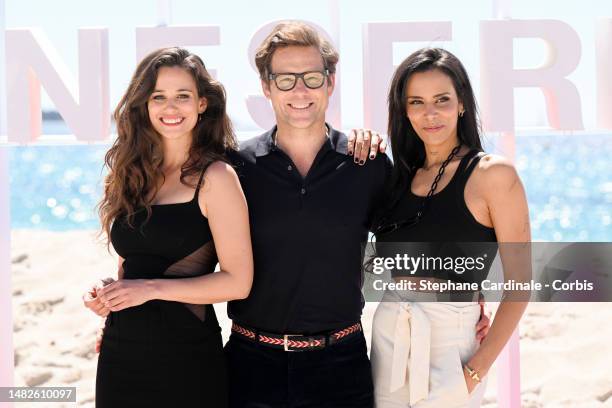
[354, 158, 359, 163]
[359, 160, 365, 165]
[348, 151, 353, 156]
[369, 154, 375, 160]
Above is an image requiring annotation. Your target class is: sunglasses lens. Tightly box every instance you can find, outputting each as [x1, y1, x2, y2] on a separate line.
[275, 74, 296, 91]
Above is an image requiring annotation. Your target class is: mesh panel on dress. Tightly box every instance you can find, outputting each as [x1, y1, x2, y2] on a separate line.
[162, 241, 218, 321]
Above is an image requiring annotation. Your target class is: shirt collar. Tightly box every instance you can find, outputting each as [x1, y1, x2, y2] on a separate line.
[254, 123, 348, 157]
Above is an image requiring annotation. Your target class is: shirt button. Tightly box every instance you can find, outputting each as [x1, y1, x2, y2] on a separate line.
[287, 165, 293, 171]
[300, 188, 306, 195]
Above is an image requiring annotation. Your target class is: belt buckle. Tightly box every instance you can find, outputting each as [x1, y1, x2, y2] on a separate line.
[283, 334, 302, 352]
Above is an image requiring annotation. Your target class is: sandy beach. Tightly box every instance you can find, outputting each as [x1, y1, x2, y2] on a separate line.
[8, 229, 612, 407]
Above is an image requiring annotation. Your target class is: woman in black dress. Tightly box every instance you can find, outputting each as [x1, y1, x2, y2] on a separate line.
[83, 47, 253, 407]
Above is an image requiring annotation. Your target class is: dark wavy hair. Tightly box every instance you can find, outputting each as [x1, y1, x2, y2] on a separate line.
[98, 47, 237, 242]
[383, 47, 483, 214]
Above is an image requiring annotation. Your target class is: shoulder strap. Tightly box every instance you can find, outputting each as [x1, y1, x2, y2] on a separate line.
[457, 150, 485, 186]
[193, 163, 210, 199]
[455, 149, 480, 176]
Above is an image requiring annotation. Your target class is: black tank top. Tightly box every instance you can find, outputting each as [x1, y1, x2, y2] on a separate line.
[376, 150, 498, 283]
[110, 168, 216, 321]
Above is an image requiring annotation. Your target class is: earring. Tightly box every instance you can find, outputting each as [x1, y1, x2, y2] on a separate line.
[198, 113, 204, 122]
[459, 110, 465, 118]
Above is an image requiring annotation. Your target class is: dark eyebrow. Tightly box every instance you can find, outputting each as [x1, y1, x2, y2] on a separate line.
[272, 69, 326, 75]
[407, 92, 451, 99]
[152, 89, 194, 93]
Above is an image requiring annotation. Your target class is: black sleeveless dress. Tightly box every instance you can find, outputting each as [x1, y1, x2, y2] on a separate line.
[96, 169, 227, 408]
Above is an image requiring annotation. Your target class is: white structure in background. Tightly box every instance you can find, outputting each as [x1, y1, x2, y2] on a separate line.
[3, 22, 609, 144]
[5, 28, 109, 143]
[597, 18, 612, 129]
[156, 0, 172, 27]
[0, 0, 5, 133]
[480, 20, 583, 131]
[0, 0, 14, 406]
[362, 21, 453, 133]
[1, 0, 612, 405]
[135, 26, 220, 70]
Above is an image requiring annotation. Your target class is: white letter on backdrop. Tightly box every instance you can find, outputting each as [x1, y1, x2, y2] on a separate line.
[362, 22, 452, 133]
[5, 28, 109, 142]
[135, 25, 220, 78]
[480, 20, 583, 132]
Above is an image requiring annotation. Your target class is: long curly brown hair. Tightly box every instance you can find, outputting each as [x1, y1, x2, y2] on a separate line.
[98, 47, 237, 243]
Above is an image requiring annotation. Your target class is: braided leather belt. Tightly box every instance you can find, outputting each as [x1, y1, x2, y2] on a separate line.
[231, 322, 362, 352]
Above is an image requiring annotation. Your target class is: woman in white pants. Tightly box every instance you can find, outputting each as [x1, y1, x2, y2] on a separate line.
[370, 47, 531, 407]
[371, 293, 489, 407]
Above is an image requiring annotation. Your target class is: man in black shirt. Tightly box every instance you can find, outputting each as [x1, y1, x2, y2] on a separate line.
[225, 21, 389, 407]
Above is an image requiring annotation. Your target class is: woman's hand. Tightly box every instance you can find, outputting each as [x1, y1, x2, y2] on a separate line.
[475, 300, 492, 343]
[82, 278, 115, 317]
[462, 367, 480, 394]
[96, 279, 154, 312]
[347, 129, 387, 165]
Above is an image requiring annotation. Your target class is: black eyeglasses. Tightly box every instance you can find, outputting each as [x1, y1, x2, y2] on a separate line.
[268, 70, 329, 91]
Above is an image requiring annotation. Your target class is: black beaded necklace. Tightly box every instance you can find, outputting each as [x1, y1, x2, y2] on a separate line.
[374, 145, 462, 236]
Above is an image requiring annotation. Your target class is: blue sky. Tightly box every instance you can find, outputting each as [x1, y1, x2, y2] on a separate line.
[2, 0, 612, 132]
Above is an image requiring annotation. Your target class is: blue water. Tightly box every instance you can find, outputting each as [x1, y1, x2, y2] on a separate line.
[6, 122, 612, 241]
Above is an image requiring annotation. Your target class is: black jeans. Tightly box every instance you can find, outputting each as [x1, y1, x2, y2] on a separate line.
[225, 329, 374, 408]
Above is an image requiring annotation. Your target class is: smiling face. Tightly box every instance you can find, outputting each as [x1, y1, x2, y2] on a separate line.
[262, 45, 334, 132]
[147, 66, 207, 141]
[405, 69, 464, 148]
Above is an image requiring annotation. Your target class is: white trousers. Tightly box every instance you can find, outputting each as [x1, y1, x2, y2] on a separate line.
[371, 295, 487, 408]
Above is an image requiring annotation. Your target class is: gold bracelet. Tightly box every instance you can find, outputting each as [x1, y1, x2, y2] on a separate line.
[464, 364, 481, 382]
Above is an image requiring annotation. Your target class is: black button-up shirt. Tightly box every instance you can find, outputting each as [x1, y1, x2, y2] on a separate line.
[228, 125, 391, 334]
